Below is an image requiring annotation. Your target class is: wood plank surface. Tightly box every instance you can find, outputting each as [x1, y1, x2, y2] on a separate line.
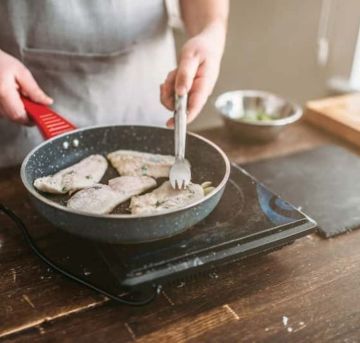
[0, 168, 106, 338]
[200, 120, 355, 164]
[4, 233, 360, 342]
[305, 93, 360, 149]
[1, 120, 359, 342]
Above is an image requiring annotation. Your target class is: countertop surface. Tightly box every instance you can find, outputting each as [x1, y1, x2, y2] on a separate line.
[1, 121, 360, 342]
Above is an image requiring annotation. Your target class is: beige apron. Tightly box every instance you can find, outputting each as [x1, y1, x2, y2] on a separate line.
[0, 0, 176, 167]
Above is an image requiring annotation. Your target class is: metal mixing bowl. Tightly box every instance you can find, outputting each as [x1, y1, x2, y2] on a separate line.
[215, 90, 303, 142]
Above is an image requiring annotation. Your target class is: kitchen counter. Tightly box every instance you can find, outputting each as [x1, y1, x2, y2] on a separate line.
[1, 120, 360, 342]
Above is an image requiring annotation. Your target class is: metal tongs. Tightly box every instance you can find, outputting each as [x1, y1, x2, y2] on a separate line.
[169, 94, 191, 189]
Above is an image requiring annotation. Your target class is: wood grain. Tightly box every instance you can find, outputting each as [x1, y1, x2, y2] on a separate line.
[4, 233, 360, 342]
[194, 233, 360, 342]
[305, 93, 360, 149]
[199, 120, 355, 165]
[1, 121, 360, 342]
[137, 305, 239, 343]
[0, 168, 106, 338]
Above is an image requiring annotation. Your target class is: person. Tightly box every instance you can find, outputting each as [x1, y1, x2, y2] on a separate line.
[0, 0, 228, 167]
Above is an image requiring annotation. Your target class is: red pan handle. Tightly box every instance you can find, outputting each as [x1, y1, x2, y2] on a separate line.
[21, 96, 77, 139]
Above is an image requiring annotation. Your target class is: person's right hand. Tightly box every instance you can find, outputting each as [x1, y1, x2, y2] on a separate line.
[0, 50, 53, 125]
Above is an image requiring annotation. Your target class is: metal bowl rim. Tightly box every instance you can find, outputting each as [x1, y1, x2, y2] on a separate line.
[20, 125, 231, 219]
[215, 90, 303, 127]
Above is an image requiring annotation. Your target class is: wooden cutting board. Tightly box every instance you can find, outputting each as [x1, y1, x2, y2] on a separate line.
[305, 93, 360, 147]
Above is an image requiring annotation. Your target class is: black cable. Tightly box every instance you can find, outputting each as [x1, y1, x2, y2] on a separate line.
[0, 203, 161, 306]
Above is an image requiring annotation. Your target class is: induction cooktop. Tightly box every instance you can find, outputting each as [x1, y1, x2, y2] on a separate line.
[5, 164, 317, 304]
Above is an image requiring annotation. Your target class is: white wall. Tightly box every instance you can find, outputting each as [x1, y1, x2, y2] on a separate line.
[176, 0, 360, 130]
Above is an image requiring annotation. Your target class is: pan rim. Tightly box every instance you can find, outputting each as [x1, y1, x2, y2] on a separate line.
[20, 125, 231, 219]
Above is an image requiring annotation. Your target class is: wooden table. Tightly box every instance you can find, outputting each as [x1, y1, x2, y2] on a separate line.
[1, 121, 360, 342]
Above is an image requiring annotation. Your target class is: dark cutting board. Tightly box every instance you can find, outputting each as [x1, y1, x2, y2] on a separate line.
[244, 145, 360, 238]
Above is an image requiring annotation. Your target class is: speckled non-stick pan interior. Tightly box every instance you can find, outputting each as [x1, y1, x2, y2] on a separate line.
[21, 126, 230, 243]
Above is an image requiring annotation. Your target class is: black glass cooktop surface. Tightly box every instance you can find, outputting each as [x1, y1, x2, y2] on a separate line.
[26, 164, 316, 294]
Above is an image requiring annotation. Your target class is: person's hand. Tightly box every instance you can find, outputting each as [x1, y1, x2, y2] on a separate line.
[160, 26, 224, 127]
[0, 50, 53, 125]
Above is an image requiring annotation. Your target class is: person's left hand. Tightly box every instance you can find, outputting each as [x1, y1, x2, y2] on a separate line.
[160, 27, 224, 127]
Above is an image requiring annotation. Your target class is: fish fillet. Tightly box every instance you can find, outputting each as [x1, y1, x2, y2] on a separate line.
[67, 176, 156, 214]
[107, 150, 175, 178]
[34, 155, 108, 194]
[130, 181, 204, 215]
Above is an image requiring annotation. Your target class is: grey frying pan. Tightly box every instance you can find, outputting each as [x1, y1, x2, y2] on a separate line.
[20, 98, 230, 244]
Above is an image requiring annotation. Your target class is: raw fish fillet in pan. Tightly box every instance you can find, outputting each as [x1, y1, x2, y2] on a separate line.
[130, 181, 204, 215]
[67, 176, 156, 214]
[107, 150, 175, 178]
[34, 155, 108, 194]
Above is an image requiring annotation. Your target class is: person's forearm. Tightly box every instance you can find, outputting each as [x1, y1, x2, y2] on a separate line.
[160, 0, 229, 125]
[180, 0, 229, 49]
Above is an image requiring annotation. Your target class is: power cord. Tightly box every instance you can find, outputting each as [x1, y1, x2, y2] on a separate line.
[0, 203, 161, 306]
